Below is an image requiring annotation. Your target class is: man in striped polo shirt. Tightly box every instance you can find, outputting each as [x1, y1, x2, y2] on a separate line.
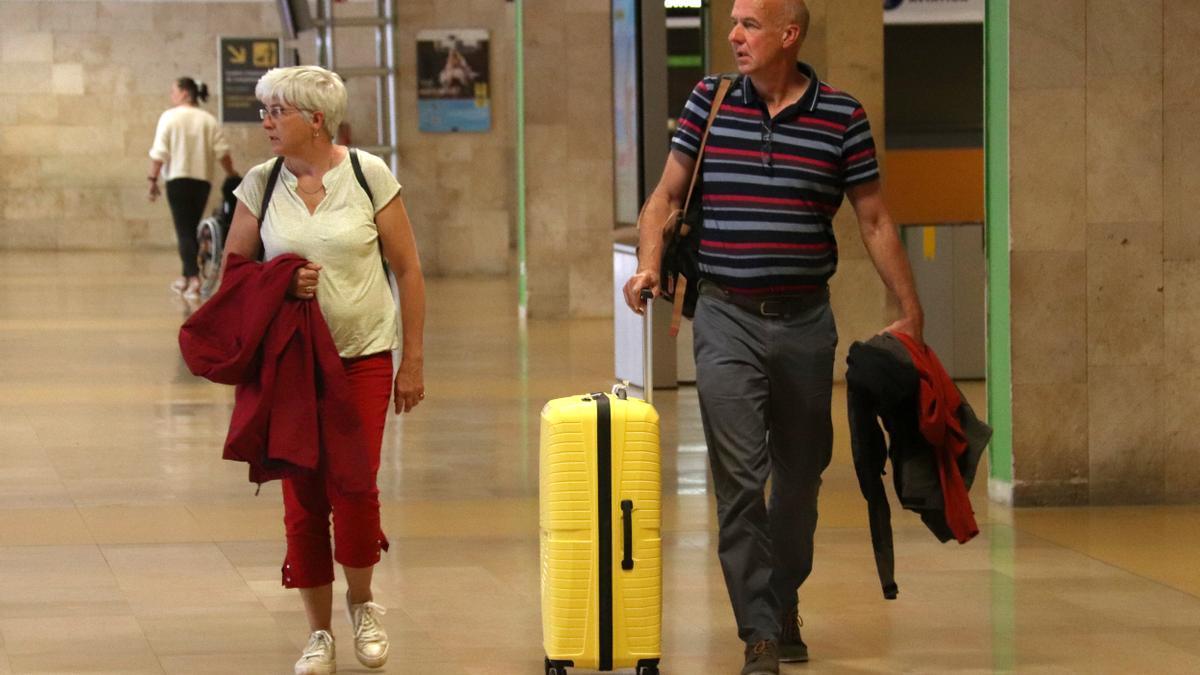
[623, 1, 923, 673]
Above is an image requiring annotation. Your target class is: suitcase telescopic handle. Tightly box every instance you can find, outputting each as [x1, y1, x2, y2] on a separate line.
[639, 289, 654, 403]
[621, 499, 634, 570]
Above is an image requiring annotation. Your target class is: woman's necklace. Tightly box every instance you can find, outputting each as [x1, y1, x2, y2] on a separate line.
[291, 152, 336, 196]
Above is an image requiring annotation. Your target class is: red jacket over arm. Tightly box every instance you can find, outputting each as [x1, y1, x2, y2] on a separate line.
[179, 253, 373, 493]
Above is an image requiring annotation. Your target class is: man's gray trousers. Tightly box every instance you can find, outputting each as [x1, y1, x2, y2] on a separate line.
[692, 291, 837, 644]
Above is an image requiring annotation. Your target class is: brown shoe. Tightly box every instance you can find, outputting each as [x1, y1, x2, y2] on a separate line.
[779, 605, 809, 662]
[740, 639, 779, 675]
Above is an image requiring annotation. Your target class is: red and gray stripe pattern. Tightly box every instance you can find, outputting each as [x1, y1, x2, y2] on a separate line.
[671, 63, 880, 296]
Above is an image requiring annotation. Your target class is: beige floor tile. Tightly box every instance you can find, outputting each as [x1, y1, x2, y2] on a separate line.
[185, 503, 283, 542]
[138, 613, 295, 657]
[0, 616, 150, 657]
[0, 467, 71, 510]
[122, 587, 267, 618]
[100, 543, 248, 592]
[78, 505, 210, 545]
[157, 651, 296, 675]
[6, 652, 164, 675]
[0, 508, 92, 546]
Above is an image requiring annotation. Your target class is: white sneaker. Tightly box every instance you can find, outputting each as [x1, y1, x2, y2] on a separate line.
[294, 630, 336, 675]
[345, 593, 389, 668]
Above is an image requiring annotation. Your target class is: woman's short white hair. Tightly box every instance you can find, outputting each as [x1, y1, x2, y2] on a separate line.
[256, 66, 346, 140]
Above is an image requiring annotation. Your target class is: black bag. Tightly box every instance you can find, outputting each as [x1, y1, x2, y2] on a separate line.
[655, 75, 734, 334]
[658, 197, 704, 319]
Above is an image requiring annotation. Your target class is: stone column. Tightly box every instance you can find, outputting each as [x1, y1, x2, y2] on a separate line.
[1006, 0, 1199, 505]
[522, 1, 615, 318]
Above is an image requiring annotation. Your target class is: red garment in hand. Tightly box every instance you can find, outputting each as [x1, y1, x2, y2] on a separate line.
[891, 331, 978, 543]
[178, 253, 372, 493]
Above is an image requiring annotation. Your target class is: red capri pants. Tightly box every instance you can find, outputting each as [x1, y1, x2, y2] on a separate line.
[281, 352, 392, 588]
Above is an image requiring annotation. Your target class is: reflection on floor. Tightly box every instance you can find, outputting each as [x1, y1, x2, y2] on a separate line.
[0, 252, 1198, 674]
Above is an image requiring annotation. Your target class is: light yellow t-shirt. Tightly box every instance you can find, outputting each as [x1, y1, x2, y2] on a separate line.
[233, 149, 403, 358]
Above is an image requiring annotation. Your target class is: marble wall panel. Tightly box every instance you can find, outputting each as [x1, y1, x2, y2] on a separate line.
[1010, 87, 1086, 252]
[523, 0, 613, 317]
[38, 1, 97, 32]
[1010, 250, 1087, 385]
[1164, 261, 1200, 368]
[1164, 373, 1200, 503]
[1086, 222, 1163, 315]
[1163, 104, 1200, 261]
[1087, 308, 1164, 369]
[1086, 0, 1163, 80]
[94, 1, 153, 33]
[1012, 381, 1089, 506]
[1084, 80, 1163, 225]
[1, 33, 53, 64]
[1011, 0, 1086, 90]
[1088, 365, 1165, 504]
[0, 219, 59, 249]
[0, 2, 39, 35]
[1163, 2, 1200, 264]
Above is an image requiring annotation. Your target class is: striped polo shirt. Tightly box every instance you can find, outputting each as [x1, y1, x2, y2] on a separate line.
[670, 62, 880, 296]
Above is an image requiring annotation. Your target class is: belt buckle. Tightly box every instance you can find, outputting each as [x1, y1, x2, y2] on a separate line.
[758, 300, 784, 318]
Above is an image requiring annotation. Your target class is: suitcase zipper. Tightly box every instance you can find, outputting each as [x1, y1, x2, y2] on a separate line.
[593, 392, 614, 672]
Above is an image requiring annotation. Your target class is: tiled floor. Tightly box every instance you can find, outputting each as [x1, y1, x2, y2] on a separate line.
[0, 251, 1198, 674]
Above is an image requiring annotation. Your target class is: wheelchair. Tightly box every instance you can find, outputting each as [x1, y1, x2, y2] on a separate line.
[196, 174, 241, 298]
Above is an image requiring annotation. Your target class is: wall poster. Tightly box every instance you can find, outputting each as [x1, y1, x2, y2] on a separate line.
[416, 29, 491, 133]
[612, 0, 641, 227]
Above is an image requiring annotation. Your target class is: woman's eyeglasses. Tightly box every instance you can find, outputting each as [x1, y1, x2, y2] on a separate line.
[258, 105, 305, 121]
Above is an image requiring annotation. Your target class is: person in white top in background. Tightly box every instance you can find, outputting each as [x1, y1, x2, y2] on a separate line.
[224, 65, 426, 675]
[147, 77, 236, 299]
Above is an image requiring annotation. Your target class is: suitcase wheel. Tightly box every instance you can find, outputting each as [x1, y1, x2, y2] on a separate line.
[543, 657, 567, 675]
[637, 667, 659, 675]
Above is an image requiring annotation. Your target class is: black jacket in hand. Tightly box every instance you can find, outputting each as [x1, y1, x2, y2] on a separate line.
[845, 333, 991, 599]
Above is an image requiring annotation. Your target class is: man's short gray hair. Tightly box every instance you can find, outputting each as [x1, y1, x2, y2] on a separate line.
[255, 66, 346, 140]
[782, 0, 810, 43]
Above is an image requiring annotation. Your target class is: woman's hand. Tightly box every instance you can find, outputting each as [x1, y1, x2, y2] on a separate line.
[393, 357, 424, 414]
[148, 180, 161, 202]
[289, 262, 322, 299]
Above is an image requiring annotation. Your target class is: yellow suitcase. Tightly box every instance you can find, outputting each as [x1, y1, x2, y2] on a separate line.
[540, 389, 662, 675]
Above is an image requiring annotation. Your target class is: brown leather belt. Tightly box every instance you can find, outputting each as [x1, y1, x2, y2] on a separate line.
[698, 280, 829, 318]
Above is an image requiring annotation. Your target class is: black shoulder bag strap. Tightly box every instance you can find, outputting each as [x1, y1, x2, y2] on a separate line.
[348, 149, 375, 204]
[667, 74, 734, 336]
[254, 157, 285, 261]
[349, 148, 391, 275]
[258, 157, 285, 223]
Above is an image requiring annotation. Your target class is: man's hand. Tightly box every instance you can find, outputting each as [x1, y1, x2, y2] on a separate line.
[882, 311, 924, 346]
[288, 262, 322, 299]
[623, 270, 660, 315]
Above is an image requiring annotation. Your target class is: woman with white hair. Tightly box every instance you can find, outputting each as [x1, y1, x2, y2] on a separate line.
[223, 65, 425, 675]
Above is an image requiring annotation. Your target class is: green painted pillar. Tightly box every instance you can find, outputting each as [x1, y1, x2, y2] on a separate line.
[984, 0, 1012, 497]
